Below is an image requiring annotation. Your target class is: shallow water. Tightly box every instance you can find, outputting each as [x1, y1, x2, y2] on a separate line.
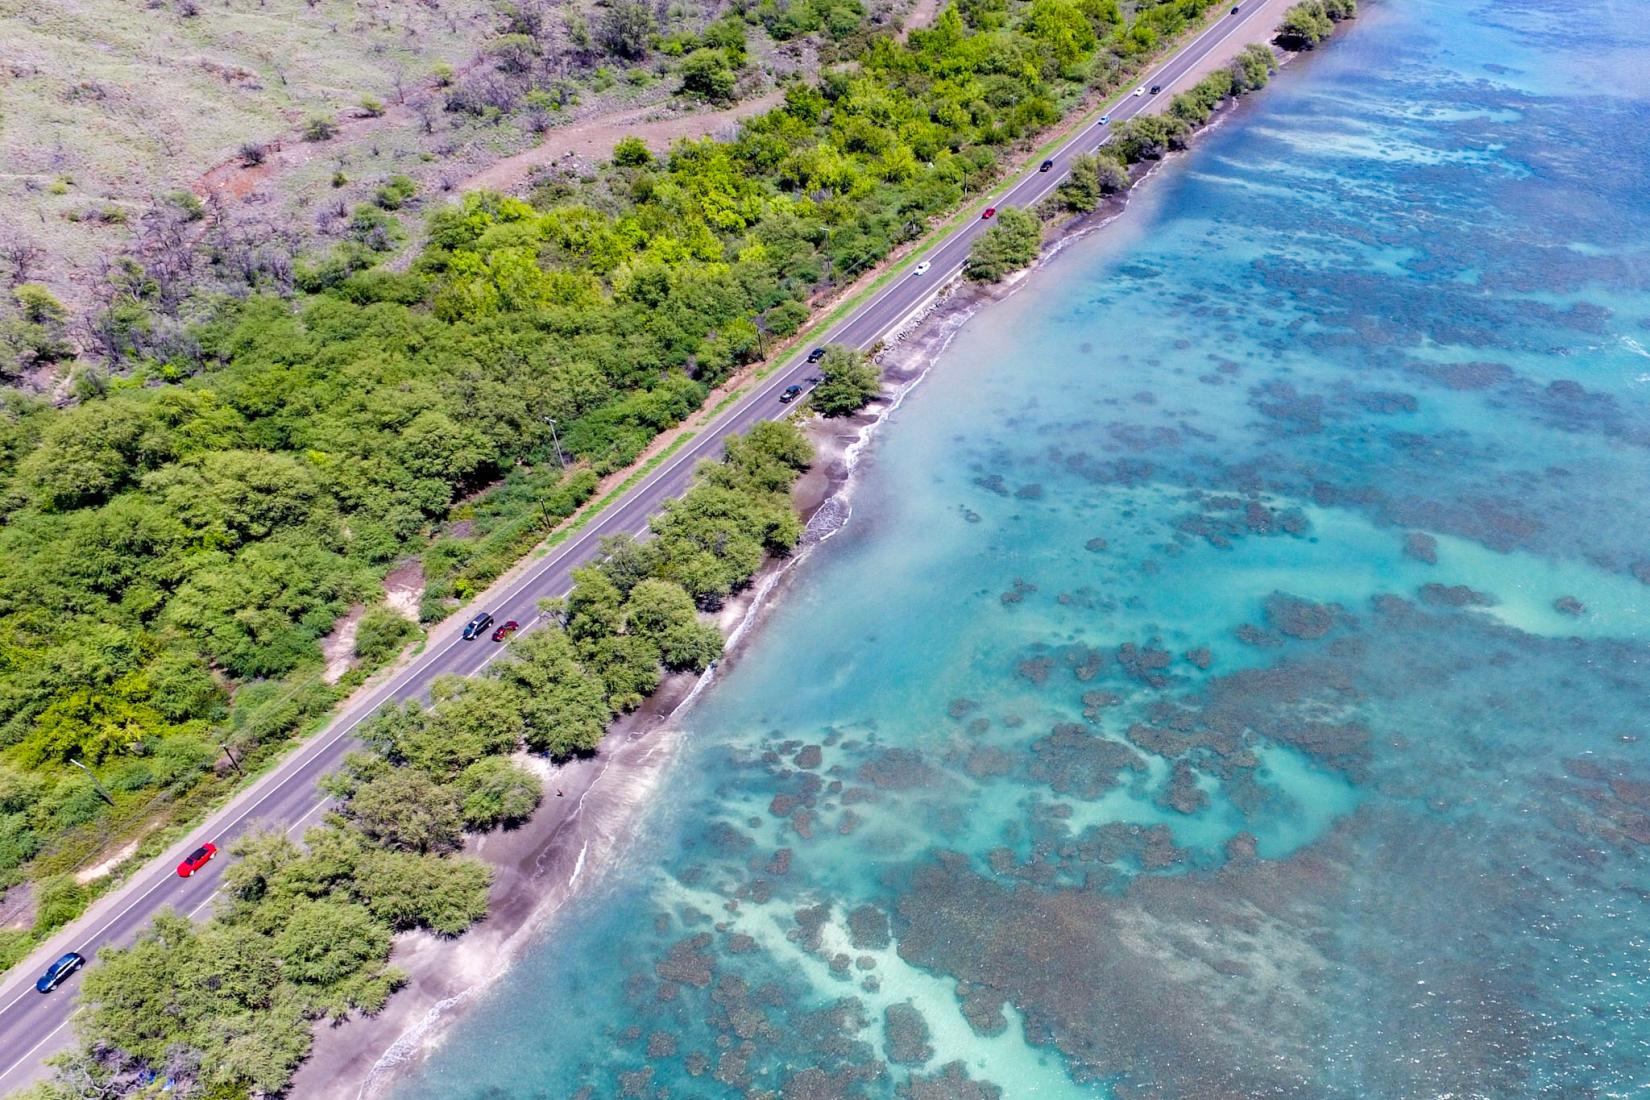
[396, 1, 1650, 1096]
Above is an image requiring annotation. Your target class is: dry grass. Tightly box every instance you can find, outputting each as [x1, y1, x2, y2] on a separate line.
[0, 0, 494, 307]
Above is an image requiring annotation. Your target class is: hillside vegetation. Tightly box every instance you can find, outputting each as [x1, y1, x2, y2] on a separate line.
[0, 0, 1232, 971]
[0, 0, 895, 355]
[18, 423, 811, 1100]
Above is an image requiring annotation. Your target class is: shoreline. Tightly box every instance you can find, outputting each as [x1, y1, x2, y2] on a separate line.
[295, 19, 1326, 1099]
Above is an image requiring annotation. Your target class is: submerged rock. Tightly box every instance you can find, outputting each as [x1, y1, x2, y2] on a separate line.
[1403, 531, 1439, 564]
[1553, 595, 1585, 617]
[1417, 583, 1497, 608]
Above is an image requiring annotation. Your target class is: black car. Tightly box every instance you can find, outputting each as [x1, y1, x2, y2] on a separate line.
[1039, 159, 1055, 172]
[779, 384, 804, 404]
[1149, 84, 1162, 95]
[806, 347, 826, 364]
[461, 611, 495, 640]
[36, 952, 85, 994]
[1231, 5, 1240, 13]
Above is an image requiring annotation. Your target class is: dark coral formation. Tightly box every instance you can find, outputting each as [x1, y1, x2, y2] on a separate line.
[897, 1062, 1003, 1100]
[1264, 593, 1347, 640]
[1028, 724, 1146, 800]
[883, 1003, 934, 1066]
[1403, 531, 1439, 564]
[1417, 583, 1497, 608]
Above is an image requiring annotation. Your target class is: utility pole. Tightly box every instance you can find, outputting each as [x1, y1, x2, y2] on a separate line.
[218, 739, 245, 777]
[543, 415, 566, 468]
[69, 759, 114, 806]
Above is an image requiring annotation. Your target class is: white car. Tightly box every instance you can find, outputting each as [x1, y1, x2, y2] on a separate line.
[1098, 114, 1110, 125]
[914, 260, 931, 276]
[1134, 87, 1145, 97]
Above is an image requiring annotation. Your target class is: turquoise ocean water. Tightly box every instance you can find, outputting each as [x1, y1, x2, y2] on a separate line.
[398, 1, 1650, 1095]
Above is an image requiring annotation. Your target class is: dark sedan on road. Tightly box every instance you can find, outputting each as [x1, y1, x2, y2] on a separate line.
[806, 347, 826, 363]
[36, 953, 85, 994]
[780, 384, 804, 404]
[461, 611, 495, 640]
[1039, 159, 1055, 172]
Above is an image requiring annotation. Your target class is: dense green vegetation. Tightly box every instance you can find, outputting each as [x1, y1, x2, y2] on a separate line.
[20, 424, 811, 1100]
[1102, 44, 1276, 164]
[810, 345, 883, 416]
[1276, 0, 1356, 49]
[965, 206, 1045, 282]
[0, 286, 73, 377]
[21, 820, 490, 1099]
[0, 0, 1234, 952]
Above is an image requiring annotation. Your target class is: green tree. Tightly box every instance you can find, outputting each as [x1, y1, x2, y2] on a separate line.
[624, 578, 723, 671]
[810, 345, 881, 417]
[352, 848, 492, 934]
[453, 756, 542, 828]
[324, 755, 464, 852]
[965, 207, 1042, 282]
[1276, 1, 1335, 48]
[274, 898, 389, 986]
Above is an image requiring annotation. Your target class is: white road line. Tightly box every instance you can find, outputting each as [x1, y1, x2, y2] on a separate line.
[5, 1019, 74, 1082]
[283, 798, 332, 838]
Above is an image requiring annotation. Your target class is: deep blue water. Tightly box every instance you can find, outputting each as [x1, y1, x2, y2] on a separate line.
[398, 1, 1650, 1096]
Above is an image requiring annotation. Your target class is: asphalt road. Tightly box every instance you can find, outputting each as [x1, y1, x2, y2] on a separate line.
[0, 3, 1279, 1086]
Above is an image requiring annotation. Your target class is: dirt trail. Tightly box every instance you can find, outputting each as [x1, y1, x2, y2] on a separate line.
[900, 0, 944, 37]
[459, 90, 787, 194]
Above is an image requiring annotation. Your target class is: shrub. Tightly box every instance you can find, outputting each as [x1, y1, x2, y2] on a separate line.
[303, 116, 338, 142]
[613, 136, 653, 167]
[354, 606, 417, 667]
[598, 0, 656, 60]
[680, 48, 738, 103]
[373, 175, 418, 211]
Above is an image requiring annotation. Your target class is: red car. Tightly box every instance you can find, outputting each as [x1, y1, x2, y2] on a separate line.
[491, 619, 520, 642]
[981, 207, 996, 219]
[176, 842, 217, 878]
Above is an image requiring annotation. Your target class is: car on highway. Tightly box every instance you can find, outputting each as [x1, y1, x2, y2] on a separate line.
[914, 260, 931, 276]
[981, 207, 996, 219]
[176, 842, 217, 878]
[806, 347, 826, 363]
[36, 952, 85, 994]
[1098, 114, 1110, 125]
[1150, 84, 1162, 94]
[461, 611, 495, 640]
[1231, 5, 1240, 12]
[779, 384, 804, 404]
[491, 620, 520, 642]
[1134, 87, 1145, 97]
[1039, 159, 1054, 173]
